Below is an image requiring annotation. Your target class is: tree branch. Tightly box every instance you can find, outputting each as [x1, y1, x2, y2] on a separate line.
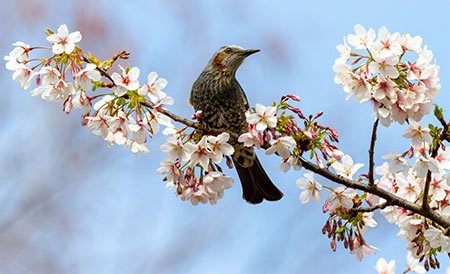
[368, 118, 379, 187]
[298, 156, 450, 228]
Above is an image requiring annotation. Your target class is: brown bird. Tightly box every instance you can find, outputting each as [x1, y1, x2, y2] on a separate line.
[189, 45, 283, 204]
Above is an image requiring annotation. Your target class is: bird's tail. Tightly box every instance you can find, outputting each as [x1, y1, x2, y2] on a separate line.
[232, 147, 283, 204]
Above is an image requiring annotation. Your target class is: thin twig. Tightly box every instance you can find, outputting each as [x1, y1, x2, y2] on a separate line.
[368, 118, 379, 187]
[350, 202, 389, 213]
[422, 117, 448, 211]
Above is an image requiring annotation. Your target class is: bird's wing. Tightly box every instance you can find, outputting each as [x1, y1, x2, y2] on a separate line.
[236, 81, 250, 109]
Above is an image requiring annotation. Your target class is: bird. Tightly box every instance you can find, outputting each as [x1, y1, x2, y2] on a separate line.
[189, 45, 283, 204]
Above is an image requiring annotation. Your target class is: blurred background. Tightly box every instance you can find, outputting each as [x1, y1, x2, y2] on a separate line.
[0, 0, 449, 273]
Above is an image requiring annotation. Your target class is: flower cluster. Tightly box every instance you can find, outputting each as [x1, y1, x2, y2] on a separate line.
[374, 133, 450, 271]
[297, 153, 376, 262]
[4, 24, 175, 156]
[239, 95, 341, 171]
[334, 25, 441, 127]
[157, 133, 235, 205]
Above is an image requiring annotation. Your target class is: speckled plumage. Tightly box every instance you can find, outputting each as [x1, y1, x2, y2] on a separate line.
[190, 45, 283, 204]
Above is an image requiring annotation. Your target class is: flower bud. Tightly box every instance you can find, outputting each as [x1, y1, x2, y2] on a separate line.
[313, 111, 324, 120]
[63, 96, 73, 114]
[287, 94, 301, 101]
[330, 238, 336, 252]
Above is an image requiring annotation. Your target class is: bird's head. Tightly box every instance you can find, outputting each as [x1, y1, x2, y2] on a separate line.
[207, 45, 260, 76]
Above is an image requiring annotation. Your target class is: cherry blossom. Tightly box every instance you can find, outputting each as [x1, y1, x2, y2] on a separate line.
[382, 151, 409, 173]
[324, 186, 356, 212]
[396, 173, 421, 202]
[402, 121, 432, 149]
[184, 136, 211, 170]
[39, 66, 61, 85]
[401, 33, 423, 53]
[296, 172, 322, 203]
[246, 103, 277, 130]
[203, 171, 234, 204]
[374, 257, 395, 274]
[436, 147, 450, 170]
[359, 212, 378, 235]
[127, 140, 150, 156]
[160, 135, 190, 162]
[137, 72, 171, 104]
[31, 79, 75, 102]
[278, 156, 302, 173]
[368, 51, 399, 79]
[331, 154, 364, 180]
[428, 172, 450, 201]
[12, 63, 34, 89]
[335, 37, 351, 63]
[373, 26, 402, 56]
[46, 24, 82, 54]
[412, 157, 440, 178]
[265, 136, 296, 159]
[207, 133, 234, 164]
[347, 24, 375, 49]
[111, 65, 140, 96]
[128, 117, 152, 144]
[157, 160, 182, 189]
[423, 227, 450, 251]
[238, 130, 261, 149]
[350, 237, 376, 261]
[6, 41, 30, 59]
[76, 63, 101, 91]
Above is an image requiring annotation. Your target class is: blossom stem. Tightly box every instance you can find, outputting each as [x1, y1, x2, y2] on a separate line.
[368, 118, 379, 187]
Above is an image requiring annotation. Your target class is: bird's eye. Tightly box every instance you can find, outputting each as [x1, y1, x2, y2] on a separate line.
[224, 47, 232, 54]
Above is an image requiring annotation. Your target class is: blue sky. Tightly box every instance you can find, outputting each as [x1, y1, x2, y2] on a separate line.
[0, 0, 449, 272]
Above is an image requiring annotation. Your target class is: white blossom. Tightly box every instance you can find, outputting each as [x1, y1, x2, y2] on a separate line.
[246, 103, 277, 130]
[46, 24, 82, 54]
[265, 136, 296, 159]
[331, 155, 364, 180]
[296, 172, 322, 203]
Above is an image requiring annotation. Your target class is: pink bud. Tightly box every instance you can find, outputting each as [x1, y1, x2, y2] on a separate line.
[330, 238, 336, 252]
[408, 147, 414, 158]
[192, 110, 202, 120]
[351, 57, 362, 65]
[314, 111, 324, 120]
[315, 152, 324, 168]
[36, 74, 41, 86]
[286, 105, 300, 113]
[287, 94, 301, 101]
[63, 96, 73, 114]
[322, 201, 329, 213]
[81, 115, 89, 126]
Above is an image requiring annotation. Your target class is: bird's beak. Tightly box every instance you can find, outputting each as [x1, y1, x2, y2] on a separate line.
[240, 49, 260, 57]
